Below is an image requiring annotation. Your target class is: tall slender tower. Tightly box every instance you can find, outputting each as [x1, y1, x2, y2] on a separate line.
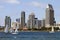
[45, 4, 55, 27]
[5, 16, 11, 28]
[21, 11, 25, 29]
[27, 12, 35, 29]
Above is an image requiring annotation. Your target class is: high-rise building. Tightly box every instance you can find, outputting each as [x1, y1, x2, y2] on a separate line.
[5, 16, 11, 28]
[21, 11, 25, 29]
[34, 18, 38, 29]
[16, 18, 20, 29]
[27, 12, 35, 29]
[27, 19, 30, 29]
[16, 18, 20, 23]
[38, 20, 41, 29]
[41, 19, 45, 27]
[45, 4, 55, 27]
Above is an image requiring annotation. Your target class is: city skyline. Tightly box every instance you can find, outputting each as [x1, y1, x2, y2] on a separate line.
[0, 0, 60, 26]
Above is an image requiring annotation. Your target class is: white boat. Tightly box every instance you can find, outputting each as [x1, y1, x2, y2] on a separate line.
[4, 25, 9, 33]
[9, 28, 14, 33]
[11, 27, 18, 34]
[12, 32, 18, 34]
[49, 26, 54, 33]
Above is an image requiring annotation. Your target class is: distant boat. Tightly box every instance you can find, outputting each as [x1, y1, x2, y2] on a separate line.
[12, 32, 18, 34]
[9, 28, 14, 33]
[4, 25, 9, 33]
[11, 27, 18, 34]
[49, 26, 54, 33]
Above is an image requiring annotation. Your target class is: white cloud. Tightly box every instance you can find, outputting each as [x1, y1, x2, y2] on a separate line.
[0, 0, 20, 4]
[6, 0, 20, 4]
[31, 1, 41, 7]
[26, 1, 46, 8]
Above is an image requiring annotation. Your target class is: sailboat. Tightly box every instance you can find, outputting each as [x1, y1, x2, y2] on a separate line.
[49, 26, 54, 33]
[9, 28, 14, 33]
[11, 27, 18, 34]
[4, 25, 9, 33]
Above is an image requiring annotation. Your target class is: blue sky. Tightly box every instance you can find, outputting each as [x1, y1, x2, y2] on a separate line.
[0, 0, 60, 26]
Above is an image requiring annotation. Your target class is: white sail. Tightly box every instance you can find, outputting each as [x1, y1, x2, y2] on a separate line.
[12, 26, 18, 34]
[4, 25, 9, 33]
[52, 27, 54, 32]
[10, 28, 14, 33]
[15, 28, 18, 33]
[49, 26, 54, 33]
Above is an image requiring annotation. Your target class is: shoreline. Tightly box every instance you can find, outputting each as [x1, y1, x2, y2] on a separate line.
[0, 30, 51, 32]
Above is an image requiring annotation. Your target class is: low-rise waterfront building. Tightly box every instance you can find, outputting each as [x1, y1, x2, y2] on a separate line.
[11, 22, 20, 30]
[11, 22, 17, 29]
[0, 26, 5, 32]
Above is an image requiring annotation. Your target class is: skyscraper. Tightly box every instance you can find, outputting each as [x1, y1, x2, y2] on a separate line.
[38, 20, 41, 29]
[16, 18, 20, 23]
[41, 19, 45, 27]
[5, 16, 11, 28]
[16, 18, 20, 29]
[45, 4, 55, 27]
[21, 11, 25, 29]
[34, 18, 38, 29]
[27, 12, 35, 29]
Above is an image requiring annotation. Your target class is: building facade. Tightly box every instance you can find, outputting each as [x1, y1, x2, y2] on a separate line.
[16, 18, 20, 29]
[27, 13, 35, 29]
[16, 18, 20, 23]
[34, 18, 38, 29]
[41, 19, 45, 27]
[5, 16, 11, 28]
[45, 4, 55, 27]
[21, 11, 25, 29]
[38, 20, 41, 29]
[11, 22, 17, 29]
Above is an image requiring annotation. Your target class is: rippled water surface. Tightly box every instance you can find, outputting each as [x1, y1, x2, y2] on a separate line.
[0, 32, 60, 40]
